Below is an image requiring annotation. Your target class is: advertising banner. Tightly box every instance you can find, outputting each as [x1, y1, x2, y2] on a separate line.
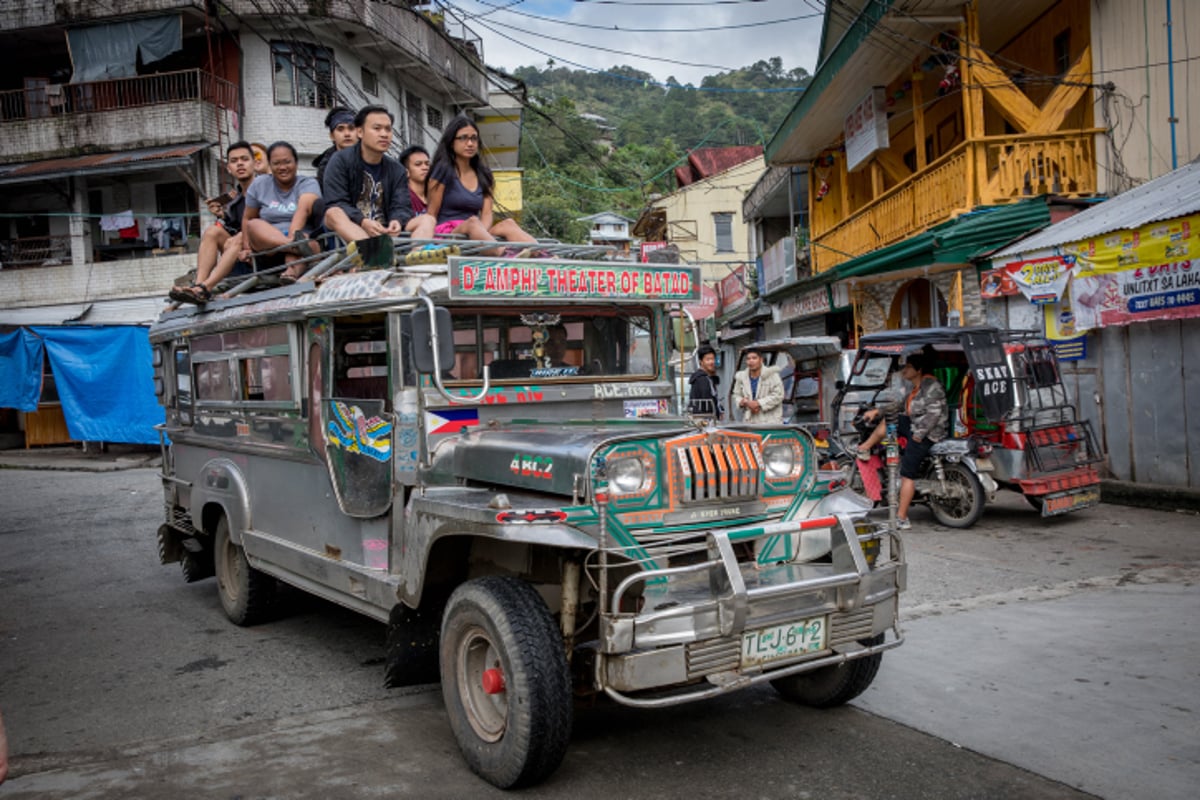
[1061, 213, 1200, 330]
[981, 252, 1075, 304]
[719, 264, 750, 315]
[640, 241, 668, 262]
[760, 236, 796, 295]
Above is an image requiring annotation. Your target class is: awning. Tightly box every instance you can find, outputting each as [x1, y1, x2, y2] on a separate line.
[0, 143, 209, 186]
[0, 295, 166, 326]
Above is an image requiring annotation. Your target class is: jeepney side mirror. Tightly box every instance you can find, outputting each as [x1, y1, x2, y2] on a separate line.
[411, 306, 454, 375]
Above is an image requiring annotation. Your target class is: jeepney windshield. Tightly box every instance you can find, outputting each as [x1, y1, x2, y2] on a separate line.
[445, 306, 655, 381]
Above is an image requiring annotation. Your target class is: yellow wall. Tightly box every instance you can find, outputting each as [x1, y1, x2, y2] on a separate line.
[492, 168, 523, 218]
[650, 156, 764, 282]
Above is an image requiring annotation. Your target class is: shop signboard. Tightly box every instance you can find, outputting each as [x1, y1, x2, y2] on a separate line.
[684, 283, 720, 320]
[774, 287, 831, 323]
[844, 87, 888, 172]
[640, 241, 667, 262]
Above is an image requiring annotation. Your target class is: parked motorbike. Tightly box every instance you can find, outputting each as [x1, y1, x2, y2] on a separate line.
[844, 402, 996, 529]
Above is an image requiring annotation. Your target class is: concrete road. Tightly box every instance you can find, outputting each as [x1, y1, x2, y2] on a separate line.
[0, 468, 1197, 798]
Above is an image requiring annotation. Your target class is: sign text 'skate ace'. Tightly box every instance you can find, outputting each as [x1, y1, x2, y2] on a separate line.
[448, 258, 700, 302]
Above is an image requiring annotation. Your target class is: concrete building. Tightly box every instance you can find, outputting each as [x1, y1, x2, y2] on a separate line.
[0, 0, 489, 447]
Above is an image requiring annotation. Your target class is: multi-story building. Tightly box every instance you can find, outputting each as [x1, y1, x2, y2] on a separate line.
[0, 0, 490, 447]
[761, 0, 1198, 341]
[757, 0, 1200, 496]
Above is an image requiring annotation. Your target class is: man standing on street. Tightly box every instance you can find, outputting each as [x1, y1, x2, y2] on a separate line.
[731, 346, 784, 424]
[322, 106, 413, 245]
[687, 345, 723, 418]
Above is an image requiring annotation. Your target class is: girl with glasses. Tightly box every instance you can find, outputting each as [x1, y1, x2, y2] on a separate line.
[422, 115, 536, 253]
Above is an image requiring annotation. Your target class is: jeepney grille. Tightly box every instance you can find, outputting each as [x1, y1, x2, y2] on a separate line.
[668, 434, 762, 505]
[684, 609, 878, 679]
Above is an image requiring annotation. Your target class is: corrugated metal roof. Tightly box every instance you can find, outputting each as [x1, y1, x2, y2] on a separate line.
[0, 143, 209, 186]
[992, 158, 1200, 259]
[0, 295, 165, 326]
[675, 146, 762, 187]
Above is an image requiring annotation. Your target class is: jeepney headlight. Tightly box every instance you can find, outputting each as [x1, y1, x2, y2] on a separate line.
[609, 456, 646, 495]
[763, 442, 796, 478]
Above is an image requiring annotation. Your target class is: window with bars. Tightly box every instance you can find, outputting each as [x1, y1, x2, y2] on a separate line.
[425, 105, 443, 131]
[271, 42, 335, 109]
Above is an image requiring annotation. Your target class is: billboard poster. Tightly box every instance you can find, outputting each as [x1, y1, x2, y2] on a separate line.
[1060, 213, 1200, 330]
[844, 87, 889, 172]
[719, 264, 750, 315]
[982, 252, 1075, 304]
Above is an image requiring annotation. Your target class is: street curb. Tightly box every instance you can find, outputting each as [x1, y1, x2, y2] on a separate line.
[1101, 478, 1200, 513]
[0, 456, 161, 472]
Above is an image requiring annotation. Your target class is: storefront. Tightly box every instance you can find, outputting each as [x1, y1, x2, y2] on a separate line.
[983, 162, 1200, 491]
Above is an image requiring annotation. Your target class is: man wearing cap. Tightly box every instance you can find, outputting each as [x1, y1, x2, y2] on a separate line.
[313, 106, 358, 189]
[322, 105, 413, 244]
[731, 346, 784, 424]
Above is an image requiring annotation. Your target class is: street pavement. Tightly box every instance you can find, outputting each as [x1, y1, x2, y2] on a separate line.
[0, 461, 1197, 798]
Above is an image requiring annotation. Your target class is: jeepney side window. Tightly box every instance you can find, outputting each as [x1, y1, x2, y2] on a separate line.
[174, 346, 192, 425]
[191, 325, 295, 406]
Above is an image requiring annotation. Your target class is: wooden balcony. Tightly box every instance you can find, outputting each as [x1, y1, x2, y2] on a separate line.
[812, 131, 1100, 273]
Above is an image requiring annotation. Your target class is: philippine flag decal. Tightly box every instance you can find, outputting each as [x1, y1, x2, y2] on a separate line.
[425, 408, 480, 434]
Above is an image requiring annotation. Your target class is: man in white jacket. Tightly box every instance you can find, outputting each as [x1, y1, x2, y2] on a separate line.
[731, 346, 784, 424]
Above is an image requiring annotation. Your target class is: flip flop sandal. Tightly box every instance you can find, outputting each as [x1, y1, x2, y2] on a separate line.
[168, 284, 211, 304]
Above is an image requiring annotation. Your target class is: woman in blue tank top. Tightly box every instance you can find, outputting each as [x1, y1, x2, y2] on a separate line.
[424, 116, 536, 252]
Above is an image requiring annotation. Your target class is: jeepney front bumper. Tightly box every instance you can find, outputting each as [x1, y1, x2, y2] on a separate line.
[596, 513, 905, 707]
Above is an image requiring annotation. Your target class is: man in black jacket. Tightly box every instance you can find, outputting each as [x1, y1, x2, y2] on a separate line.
[687, 345, 723, 418]
[322, 105, 413, 244]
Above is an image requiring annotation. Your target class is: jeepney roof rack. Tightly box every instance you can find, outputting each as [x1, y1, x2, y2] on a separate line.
[206, 233, 620, 301]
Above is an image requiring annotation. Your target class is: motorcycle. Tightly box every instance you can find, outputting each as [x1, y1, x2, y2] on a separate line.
[844, 402, 996, 529]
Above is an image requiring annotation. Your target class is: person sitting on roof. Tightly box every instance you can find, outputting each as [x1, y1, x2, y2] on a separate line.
[322, 105, 413, 249]
[243, 141, 323, 284]
[422, 115, 536, 253]
[398, 144, 438, 239]
[169, 140, 257, 305]
[313, 106, 359, 189]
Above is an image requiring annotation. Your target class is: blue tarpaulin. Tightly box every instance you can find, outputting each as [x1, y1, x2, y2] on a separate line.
[0, 329, 45, 412]
[0, 326, 163, 444]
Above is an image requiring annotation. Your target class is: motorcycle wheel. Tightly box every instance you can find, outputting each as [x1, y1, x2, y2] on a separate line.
[927, 462, 986, 528]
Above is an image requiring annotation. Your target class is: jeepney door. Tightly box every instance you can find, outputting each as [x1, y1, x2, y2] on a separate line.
[320, 314, 395, 519]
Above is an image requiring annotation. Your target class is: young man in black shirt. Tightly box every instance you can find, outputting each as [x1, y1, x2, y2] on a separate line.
[687, 345, 723, 418]
[322, 105, 413, 244]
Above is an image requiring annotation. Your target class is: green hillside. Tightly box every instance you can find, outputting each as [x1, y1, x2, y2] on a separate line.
[509, 59, 811, 242]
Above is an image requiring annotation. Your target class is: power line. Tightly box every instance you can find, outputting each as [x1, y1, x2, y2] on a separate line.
[460, 0, 821, 32]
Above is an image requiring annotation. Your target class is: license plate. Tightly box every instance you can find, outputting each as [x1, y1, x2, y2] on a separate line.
[975, 457, 994, 472]
[741, 616, 828, 667]
[1041, 488, 1101, 517]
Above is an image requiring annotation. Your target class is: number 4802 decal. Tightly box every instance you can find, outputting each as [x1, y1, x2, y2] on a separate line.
[510, 454, 553, 480]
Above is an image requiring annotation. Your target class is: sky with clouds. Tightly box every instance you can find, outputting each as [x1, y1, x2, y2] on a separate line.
[446, 0, 825, 86]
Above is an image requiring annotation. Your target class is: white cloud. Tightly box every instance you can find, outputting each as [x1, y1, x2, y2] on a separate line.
[450, 0, 823, 85]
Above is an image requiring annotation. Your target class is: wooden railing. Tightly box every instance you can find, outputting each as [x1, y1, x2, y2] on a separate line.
[0, 69, 237, 122]
[811, 131, 1100, 273]
[813, 145, 969, 272]
[980, 131, 1099, 203]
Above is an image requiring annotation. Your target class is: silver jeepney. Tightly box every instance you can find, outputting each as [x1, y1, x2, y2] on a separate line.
[150, 254, 905, 789]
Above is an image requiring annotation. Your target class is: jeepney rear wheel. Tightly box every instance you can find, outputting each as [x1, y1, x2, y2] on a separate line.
[439, 576, 572, 789]
[770, 633, 884, 708]
[214, 517, 275, 626]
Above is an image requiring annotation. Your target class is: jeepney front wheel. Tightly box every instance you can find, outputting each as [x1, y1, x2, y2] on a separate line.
[214, 517, 275, 626]
[770, 634, 884, 708]
[439, 576, 572, 789]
